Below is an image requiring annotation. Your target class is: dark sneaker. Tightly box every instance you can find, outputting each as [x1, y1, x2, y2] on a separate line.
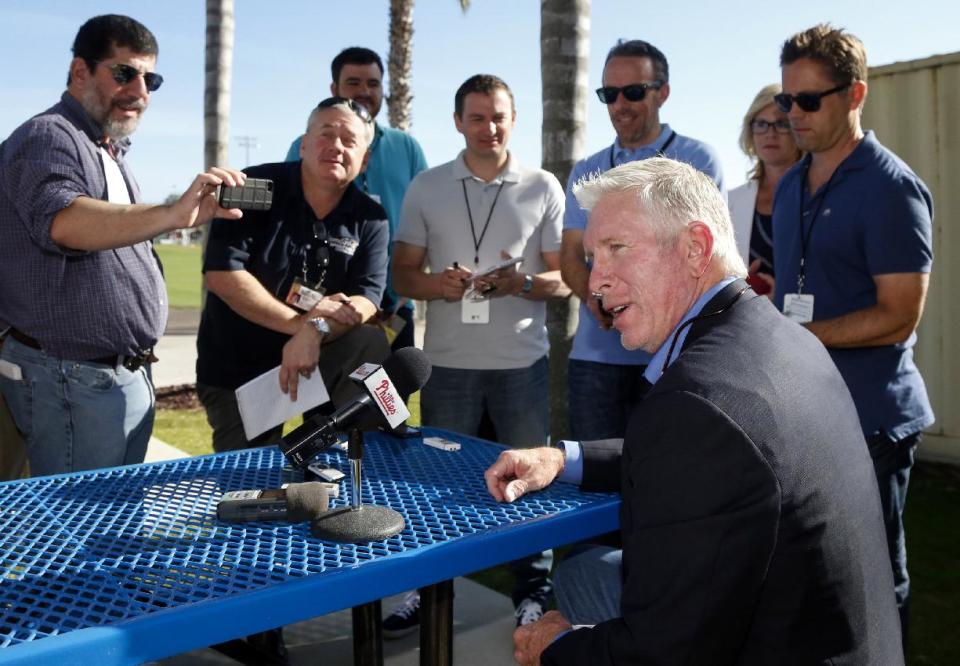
[514, 597, 545, 627]
[383, 591, 421, 639]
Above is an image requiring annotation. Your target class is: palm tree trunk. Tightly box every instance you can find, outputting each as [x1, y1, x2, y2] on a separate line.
[202, 0, 234, 306]
[388, 0, 414, 131]
[541, 0, 590, 442]
[204, 0, 234, 170]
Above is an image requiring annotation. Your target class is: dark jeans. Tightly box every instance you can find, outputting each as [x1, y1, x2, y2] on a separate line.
[567, 359, 648, 441]
[866, 430, 920, 653]
[421, 357, 552, 606]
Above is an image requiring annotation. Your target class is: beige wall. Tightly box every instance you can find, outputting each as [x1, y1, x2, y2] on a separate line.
[863, 52, 960, 464]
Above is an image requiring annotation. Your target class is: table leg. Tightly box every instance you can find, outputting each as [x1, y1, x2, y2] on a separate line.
[419, 579, 454, 666]
[352, 599, 384, 666]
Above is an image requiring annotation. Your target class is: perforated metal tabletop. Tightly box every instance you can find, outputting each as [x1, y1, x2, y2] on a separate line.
[0, 428, 618, 665]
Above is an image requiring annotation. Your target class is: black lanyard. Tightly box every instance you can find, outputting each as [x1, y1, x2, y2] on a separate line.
[795, 161, 838, 294]
[608, 130, 677, 170]
[462, 179, 506, 265]
[661, 284, 751, 376]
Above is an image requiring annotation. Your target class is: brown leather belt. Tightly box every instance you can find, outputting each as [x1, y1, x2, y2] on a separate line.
[7, 328, 156, 372]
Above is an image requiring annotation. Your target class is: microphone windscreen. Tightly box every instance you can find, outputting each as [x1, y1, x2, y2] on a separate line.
[284, 482, 331, 520]
[382, 347, 432, 396]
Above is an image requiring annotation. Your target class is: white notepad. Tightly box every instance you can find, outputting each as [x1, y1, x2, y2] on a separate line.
[235, 366, 330, 441]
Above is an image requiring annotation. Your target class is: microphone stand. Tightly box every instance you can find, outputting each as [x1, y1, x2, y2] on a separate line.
[310, 427, 406, 543]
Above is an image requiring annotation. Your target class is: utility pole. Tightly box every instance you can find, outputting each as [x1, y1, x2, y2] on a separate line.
[235, 135, 259, 165]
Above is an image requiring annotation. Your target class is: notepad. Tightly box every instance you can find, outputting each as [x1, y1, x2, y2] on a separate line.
[235, 366, 330, 441]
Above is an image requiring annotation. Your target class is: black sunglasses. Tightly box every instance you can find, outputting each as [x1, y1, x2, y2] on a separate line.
[98, 62, 163, 92]
[773, 84, 848, 113]
[595, 81, 664, 104]
[317, 96, 373, 123]
[750, 118, 792, 134]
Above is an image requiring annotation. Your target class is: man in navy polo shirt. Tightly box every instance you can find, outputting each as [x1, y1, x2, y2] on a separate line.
[560, 39, 725, 443]
[773, 24, 934, 653]
[197, 98, 390, 452]
[286, 47, 428, 352]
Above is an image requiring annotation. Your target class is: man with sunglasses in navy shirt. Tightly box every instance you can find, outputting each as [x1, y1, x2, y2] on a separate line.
[560, 40, 725, 448]
[772, 25, 934, 656]
[0, 15, 244, 477]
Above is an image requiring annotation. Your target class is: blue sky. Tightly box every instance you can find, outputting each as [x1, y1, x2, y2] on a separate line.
[1, 0, 957, 203]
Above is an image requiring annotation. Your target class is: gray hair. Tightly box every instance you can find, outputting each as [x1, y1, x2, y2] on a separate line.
[305, 102, 375, 145]
[574, 158, 747, 277]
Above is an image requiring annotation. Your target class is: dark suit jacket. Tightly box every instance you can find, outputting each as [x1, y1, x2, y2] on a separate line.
[543, 280, 902, 665]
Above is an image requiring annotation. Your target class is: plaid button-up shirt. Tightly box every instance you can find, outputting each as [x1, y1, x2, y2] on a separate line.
[0, 92, 166, 359]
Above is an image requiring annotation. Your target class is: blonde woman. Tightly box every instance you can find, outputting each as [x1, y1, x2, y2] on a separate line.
[729, 84, 801, 294]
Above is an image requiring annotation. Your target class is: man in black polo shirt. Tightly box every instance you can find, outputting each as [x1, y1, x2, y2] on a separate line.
[196, 98, 391, 451]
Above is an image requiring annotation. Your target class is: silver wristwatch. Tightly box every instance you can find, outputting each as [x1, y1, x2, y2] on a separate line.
[307, 316, 331, 338]
[519, 273, 534, 296]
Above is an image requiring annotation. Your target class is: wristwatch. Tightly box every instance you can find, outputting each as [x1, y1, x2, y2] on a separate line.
[307, 316, 331, 338]
[519, 273, 534, 296]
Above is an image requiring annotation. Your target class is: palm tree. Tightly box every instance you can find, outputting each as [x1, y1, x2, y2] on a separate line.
[541, 0, 590, 441]
[204, 0, 234, 170]
[202, 0, 234, 305]
[387, 0, 470, 130]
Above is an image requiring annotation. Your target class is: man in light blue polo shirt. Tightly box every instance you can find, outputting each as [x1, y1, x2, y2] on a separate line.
[560, 39, 724, 442]
[286, 47, 427, 350]
[773, 25, 933, 653]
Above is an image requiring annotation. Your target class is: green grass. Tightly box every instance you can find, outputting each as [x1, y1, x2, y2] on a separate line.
[153, 408, 212, 456]
[154, 244, 203, 308]
[904, 464, 960, 665]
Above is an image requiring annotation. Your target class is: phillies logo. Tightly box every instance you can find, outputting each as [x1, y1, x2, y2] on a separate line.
[374, 379, 398, 415]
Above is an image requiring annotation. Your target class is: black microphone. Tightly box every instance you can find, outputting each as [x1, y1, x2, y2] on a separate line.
[216, 481, 335, 522]
[278, 347, 432, 468]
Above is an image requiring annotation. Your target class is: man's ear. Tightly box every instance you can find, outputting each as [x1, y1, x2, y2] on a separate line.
[68, 57, 91, 89]
[850, 80, 868, 110]
[685, 221, 714, 278]
[330, 81, 338, 98]
[360, 147, 371, 174]
[656, 81, 670, 107]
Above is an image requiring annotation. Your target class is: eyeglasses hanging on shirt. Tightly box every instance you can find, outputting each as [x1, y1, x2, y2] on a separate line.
[285, 219, 332, 312]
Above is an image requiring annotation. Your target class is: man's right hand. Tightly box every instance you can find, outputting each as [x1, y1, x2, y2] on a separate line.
[168, 166, 246, 229]
[438, 264, 472, 302]
[278, 323, 322, 401]
[484, 447, 565, 502]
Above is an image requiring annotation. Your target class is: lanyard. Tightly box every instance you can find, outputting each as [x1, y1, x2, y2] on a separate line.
[461, 179, 505, 265]
[795, 162, 838, 294]
[608, 130, 677, 170]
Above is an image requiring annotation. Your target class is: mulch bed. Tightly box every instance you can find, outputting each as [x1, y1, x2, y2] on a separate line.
[155, 384, 201, 410]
